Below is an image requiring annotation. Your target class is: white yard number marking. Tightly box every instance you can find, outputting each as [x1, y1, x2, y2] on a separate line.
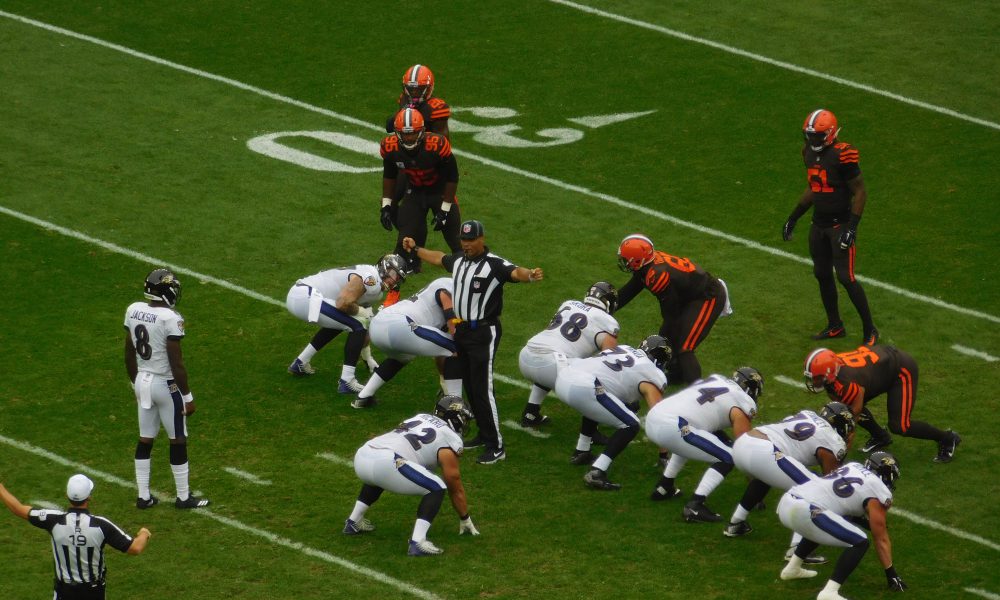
[246, 131, 381, 172]
[449, 106, 583, 147]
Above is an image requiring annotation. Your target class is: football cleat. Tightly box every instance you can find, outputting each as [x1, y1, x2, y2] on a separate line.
[683, 500, 721, 523]
[343, 518, 375, 535]
[520, 411, 550, 428]
[175, 495, 210, 509]
[784, 545, 828, 565]
[816, 590, 849, 600]
[288, 358, 315, 376]
[407, 538, 443, 556]
[583, 468, 621, 491]
[136, 495, 159, 510]
[650, 485, 683, 501]
[780, 564, 818, 580]
[338, 378, 364, 394]
[861, 434, 893, 453]
[811, 323, 846, 340]
[476, 447, 506, 465]
[351, 396, 378, 409]
[862, 327, 880, 347]
[933, 431, 961, 463]
[569, 450, 595, 466]
[723, 521, 752, 537]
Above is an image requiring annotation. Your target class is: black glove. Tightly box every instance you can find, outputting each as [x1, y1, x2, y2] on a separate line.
[782, 218, 797, 241]
[432, 207, 450, 231]
[838, 226, 857, 250]
[380, 206, 394, 231]
[886, 566, 908, 591]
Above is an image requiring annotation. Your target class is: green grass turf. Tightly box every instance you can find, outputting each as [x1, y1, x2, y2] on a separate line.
[0, 2, 997, 599]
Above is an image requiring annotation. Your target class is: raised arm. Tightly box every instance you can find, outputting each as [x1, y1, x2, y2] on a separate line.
[0, 483, 31, 520]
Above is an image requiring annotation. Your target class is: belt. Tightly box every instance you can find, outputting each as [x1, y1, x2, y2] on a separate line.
[456, 317, 498, 330]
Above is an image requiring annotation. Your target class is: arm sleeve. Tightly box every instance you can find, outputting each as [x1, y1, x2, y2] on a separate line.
[27, 508, 60, 531]
[95, 516, 134, 553]
[441, 254, 457, 273]
[439, 152, 459, 184]
[617, 275, 645, 309]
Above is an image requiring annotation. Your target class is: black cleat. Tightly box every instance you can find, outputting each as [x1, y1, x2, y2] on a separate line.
[520, 411, 550, 428]
[175, 495, 210, 509]
[351, 395, 377, 409]
[584, 468, 621, 491]
[476, 447, 506, 465]
[862, 327, 879, 347]
[811, 323, 846, 340]
[933, 431, 961, 463]
[724, 520, 753, 537]
[683, 500, 722, 523]
[136, 495, 159, 510]
[650, 485, 683, 501]
[569, 450, 595, 466]
[861, 434, 893, 453]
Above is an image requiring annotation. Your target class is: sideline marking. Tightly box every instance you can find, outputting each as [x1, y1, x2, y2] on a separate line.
[966, 588, 1000, 600]
[0, 434, 444, 600]
[952, 344, 999, 363]
[0, 12, 997, 325]
[547, 0, 1000, 132]
[222, 467, 272, 486]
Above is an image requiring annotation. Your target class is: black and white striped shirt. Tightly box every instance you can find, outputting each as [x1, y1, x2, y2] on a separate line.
[443, 248, 516, 322]
[28, 507, 133, 585]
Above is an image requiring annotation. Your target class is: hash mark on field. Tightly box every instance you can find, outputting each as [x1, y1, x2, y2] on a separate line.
[0, 13, 997, 325]
[965, 588, 1000, 600]
[502, 420, 552, 439]
[951, 344, 999, 362]
[774, 375, 804, 389]
[317, 452, 354, 468]
[0, 435, 443, 600]
[222, 467, 272, 485]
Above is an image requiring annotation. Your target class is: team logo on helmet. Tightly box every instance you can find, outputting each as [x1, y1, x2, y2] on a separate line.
[617, 234, 655, 272]
[393, 107, 426, 151]
[804, 348, 842, 393]
[638, 334, 672, 370]
[402, 64, 435, 105]
[803, 109, 841, 152]
[435, 395, 473, 436]
[143, 268, 182, 307]
[732, 366, 764, 416]
[583, 281, 619, 314]
[819, 401, 855, 442]
[864, 451, 900, 491]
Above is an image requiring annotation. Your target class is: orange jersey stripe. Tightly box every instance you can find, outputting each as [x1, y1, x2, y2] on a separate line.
[847, 245, 856, 282]
[899, 368, 913, 432]
[649, 272, 669, 294]
[683, 297, 715, 351]
[430, 108, 450, 119]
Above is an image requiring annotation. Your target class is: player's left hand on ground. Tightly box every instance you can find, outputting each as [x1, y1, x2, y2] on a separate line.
[459, 515, 480, 535]
[885, 567, 907, 591]
[432, 207, 450, 231]
[838, 227, 857, 250]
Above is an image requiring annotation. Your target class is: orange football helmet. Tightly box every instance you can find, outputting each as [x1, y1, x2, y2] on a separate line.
[617, 234, 655, 272]
[803, 109, 841, 152]
[393, 107, 425, 151]
[804, 348, 842, 393]
[402, 64, 435, 105]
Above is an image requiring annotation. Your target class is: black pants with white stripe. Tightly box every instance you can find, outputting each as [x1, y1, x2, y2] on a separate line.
[455, 321, 503, 451]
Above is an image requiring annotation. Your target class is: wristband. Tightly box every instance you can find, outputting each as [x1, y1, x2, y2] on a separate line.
[182, 392, 194, 403]
[460, 513, 470, 521]
[443, 308, 456, 321]
[885, 565, 898, 578]
[440, 201, 452, 212]
[381, 197, 392, 208]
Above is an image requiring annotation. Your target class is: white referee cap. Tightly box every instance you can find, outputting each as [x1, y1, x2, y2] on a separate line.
[66, 474, 94, 502]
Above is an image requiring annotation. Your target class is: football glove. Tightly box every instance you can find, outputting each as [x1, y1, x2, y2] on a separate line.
[838, 226, 857, 250]
[432, 207, 450, 231]
[459, 515, 480, 536]
[782, 218, 797, 241]
[885, 566, 907, 591]
[380, 206, 394, 231]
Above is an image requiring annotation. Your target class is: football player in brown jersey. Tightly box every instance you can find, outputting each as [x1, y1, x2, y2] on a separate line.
[805, 346, 961, 462]
[616, 234, 730, 384]
[380, 108, 461, 275]
[782, 109, 878, 347]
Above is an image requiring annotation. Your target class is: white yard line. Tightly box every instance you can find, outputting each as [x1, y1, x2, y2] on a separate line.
[0, 434, 444, 600]
[773, 375, 804, 389]
[501, 420, 552, 439]
[222, 467, 272, 486]
[952, 344, 999, 362]
[966, 588, 1000, 600]
[316, 452, 355, 469]
[891, 507, 1000, 552]
[0, 11, 998, 325]
[547, 0, 1000, 132]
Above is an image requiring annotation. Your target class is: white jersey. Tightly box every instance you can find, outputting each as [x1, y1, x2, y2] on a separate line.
[757, 410, 847, 465]
[525, 300, 620, 358]
[787, 462, 893, 517]
[299, 264, 383, 308]
[365, 413, 463, 469]
[381, 277, 453, 329]
[565, 345, 666, 405]
[123, 302, 184, 378]
[648, 374, 757, 432]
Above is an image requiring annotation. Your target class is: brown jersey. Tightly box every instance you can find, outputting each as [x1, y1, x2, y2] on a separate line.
[390, 95, 451, 134]
[826, 345, 902, 406]
[380, 132, 458, 193]
[802, 141, 861, 227]
[622, 250, 714, 308]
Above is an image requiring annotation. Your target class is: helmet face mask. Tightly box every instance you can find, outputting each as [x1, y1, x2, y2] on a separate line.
[434, 395, 473, 436]
[617, 234, 654, 272]
[819, 401, 855, 442]
[732, 367, 764, 412]
[402, 64, 435, 105]
[377, 254, 408, 291]
[803, 108, 841, 152]
[583, 281, 619, 314]
[804, 348, 841, 393]
[864, 451, 900, 490]
[638, 334, 672, 370]
[393, 107, 425, 151]
[144, 268, 181, 307]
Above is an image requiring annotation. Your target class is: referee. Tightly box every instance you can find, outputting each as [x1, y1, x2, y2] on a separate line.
[404, 220, 544, 464]
[1, 474, 151, 599]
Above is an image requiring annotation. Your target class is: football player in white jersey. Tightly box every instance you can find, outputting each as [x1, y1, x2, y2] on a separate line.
[724, 401, 855, 565]
[352, 277, 461, 408]
[518, 281, 620, 427]
[124, 268, 209, 509]
[343, 396, 480, 556]
[644, 367, 763, 523]
[777, 452, 905, 599]
[553, 335, 670, 491]
[286, 254, 407, 394]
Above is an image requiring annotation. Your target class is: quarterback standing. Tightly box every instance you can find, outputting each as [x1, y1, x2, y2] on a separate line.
[124, 268, 208, 509]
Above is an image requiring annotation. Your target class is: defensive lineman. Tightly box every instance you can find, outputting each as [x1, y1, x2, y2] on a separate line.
[124, 268, 208, 509]
[554, 335, 671, 490]
[518, 281, 621, 427]
[644, 368, 763, 522]
[286, 254, 407, 393]
[353, 277, 461, 408]
[343, 396, 480, 556]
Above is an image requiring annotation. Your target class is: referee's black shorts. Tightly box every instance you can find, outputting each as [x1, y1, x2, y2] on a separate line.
[55, 579, 106, 600]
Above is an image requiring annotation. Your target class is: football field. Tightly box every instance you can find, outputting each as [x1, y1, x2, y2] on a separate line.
[1, 3, 998, 599]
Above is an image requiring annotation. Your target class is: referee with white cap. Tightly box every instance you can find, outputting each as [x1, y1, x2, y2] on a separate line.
[403, 220, 544, 464]
[0, 474, 151, 599]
